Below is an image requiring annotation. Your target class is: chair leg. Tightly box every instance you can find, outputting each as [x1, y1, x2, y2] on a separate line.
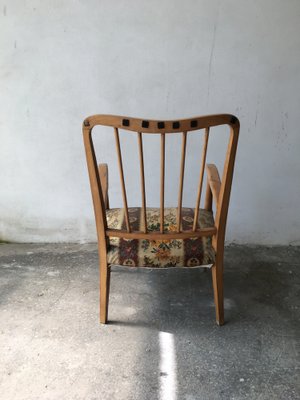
[211, 259, 224, 326]
[100, 262, 111, 324]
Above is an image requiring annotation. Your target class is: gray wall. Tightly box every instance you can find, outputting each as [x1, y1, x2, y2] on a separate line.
[1, 0, 300, 245]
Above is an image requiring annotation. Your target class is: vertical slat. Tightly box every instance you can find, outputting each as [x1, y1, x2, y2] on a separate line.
[160, 133, 165, 233]
[193, 127, 210, 231]
[137, 132, 147, 233]
[177, 132, 187, 232]
[114, 127, 131, 232]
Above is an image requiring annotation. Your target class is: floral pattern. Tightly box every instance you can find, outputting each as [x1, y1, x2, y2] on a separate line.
[107, 207, 215, 268]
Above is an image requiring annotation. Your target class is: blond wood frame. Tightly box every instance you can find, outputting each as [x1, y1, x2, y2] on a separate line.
[83, 114, 239, 325]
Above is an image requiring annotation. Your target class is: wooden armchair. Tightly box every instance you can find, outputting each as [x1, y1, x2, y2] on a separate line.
[83, 114, 239, 325]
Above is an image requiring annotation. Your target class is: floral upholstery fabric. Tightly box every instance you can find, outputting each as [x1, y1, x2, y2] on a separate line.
[106, 207, 215, 268]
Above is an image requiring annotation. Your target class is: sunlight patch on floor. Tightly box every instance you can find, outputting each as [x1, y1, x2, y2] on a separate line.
[159, 331, 177, 400]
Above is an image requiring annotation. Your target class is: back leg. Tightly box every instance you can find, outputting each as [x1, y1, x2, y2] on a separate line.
[211, 258, 224, 325]
[100, 262, 111, 324]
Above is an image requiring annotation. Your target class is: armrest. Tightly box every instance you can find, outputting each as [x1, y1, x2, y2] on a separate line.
[98, 163, 109, 209]
[207, 164, 221, 203]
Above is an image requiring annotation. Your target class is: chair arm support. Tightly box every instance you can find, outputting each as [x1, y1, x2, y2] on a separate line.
[206, 164, 221, 206]
[98, 163, 109, 209]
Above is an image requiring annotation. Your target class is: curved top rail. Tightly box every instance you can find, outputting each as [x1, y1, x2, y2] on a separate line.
[83, 114, 239, 133]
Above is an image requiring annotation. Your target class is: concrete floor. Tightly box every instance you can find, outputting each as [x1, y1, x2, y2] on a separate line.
[0, 244, 299, 400]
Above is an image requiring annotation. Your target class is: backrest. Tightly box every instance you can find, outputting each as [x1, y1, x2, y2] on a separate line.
[83, 114, 239, 246]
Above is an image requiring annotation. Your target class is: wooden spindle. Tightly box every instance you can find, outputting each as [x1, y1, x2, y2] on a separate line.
[177, 132, 187, 232]
[193, 127, 210, 231]
[114, 127, 131, 232]
[137, 132, 147, 233]
[160, 133, 165, 233]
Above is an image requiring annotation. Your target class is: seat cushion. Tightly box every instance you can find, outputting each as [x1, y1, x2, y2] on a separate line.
[106, 207, 215, 268]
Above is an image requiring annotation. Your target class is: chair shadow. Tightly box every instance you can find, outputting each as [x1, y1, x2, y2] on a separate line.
[110, 266, 218, 332]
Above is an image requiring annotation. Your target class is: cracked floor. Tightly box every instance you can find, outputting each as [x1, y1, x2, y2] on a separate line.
[0, 244, 299, 400]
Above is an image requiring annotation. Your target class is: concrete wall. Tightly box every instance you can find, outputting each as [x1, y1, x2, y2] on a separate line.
[1, 0, 300, 245]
